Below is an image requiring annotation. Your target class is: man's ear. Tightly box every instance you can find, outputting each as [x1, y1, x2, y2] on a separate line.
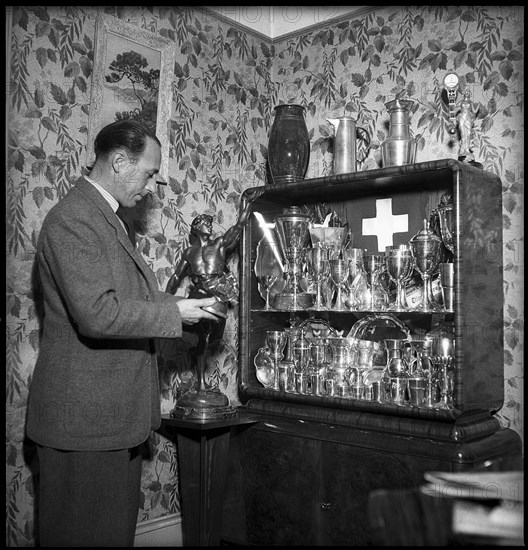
[111, 149, 127, 174]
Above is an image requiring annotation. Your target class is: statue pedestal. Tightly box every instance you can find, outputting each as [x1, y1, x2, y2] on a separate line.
[157, 409, 260, 546]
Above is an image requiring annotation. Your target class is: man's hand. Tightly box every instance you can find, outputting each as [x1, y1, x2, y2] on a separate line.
[176, 297, 222, 324]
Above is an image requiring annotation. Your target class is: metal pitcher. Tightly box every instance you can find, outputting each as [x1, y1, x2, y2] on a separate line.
[327, 117, 371, 174]
[380, 98, 418, 167]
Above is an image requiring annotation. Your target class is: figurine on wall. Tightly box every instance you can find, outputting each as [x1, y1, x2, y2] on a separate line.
[166, 187, 263, 417]
[456, 89, 482, 168]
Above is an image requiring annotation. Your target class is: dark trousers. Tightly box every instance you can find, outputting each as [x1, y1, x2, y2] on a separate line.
[37, 444, 143, 547]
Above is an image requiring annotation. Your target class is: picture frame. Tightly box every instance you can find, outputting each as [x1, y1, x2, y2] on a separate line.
[87, 14, 175, 181]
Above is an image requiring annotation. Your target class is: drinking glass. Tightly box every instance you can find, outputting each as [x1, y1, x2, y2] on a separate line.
[265, 330, 287, 390]
[385, 245, 414, 311]
[254, 240, 284, 310]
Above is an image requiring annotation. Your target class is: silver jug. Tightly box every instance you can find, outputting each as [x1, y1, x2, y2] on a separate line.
[327, 117, 371, 174]
[381, 99, 418, 167]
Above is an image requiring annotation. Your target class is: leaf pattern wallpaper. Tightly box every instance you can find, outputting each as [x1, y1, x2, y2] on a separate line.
[6, 5, 523, 545]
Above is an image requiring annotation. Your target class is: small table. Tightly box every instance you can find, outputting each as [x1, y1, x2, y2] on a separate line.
[157, 408, 260, 546]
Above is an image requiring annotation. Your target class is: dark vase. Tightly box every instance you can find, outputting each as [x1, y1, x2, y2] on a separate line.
[267, 104, 310, 185]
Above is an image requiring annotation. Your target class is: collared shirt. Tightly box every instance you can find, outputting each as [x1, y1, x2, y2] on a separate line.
[84, 175, 129, 235]
[84, 175, 119, 213]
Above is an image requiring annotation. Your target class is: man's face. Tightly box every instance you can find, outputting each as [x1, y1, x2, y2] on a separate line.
[196, 216, 213, 235]
[114, 138, 161, 208]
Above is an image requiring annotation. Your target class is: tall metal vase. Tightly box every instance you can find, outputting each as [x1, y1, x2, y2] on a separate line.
[381, 98, 418, 167]
[267, 104, 310, 185]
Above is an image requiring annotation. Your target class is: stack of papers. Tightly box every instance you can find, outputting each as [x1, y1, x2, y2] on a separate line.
[421, 470, 523, 544]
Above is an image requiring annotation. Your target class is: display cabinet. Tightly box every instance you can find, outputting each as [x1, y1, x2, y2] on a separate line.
[239, 159, 507, 426]
[220, 160, 521, 546]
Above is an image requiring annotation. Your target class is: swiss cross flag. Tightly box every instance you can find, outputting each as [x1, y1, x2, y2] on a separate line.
[343, 192, 435, 253]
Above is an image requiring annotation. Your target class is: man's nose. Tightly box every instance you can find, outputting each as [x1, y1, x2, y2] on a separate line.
[145, 178, 157, 195]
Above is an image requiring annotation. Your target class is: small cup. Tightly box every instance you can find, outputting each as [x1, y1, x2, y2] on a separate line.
[278, 361, 295, 392]
[349, 384, 364, 400]
[408, 378, 426, 406]
[310, 372, 323, 395]
[295, 371, 309, 394]
[370, 381, 381, 402]
[439, 262, 454, 287]
[325, 378, 337, 396]
[442, 286, 454, 310]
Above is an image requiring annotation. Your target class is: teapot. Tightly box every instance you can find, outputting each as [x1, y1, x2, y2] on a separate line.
[327, 116, 371, 174]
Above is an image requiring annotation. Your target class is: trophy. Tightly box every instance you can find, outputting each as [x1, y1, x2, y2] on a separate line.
[456, 89, 482, 167]
[274, 207, 314, 310]
[364, 254, 388, 311]
[430, 337, 455, 409]
[266, 330, 288, 391]
[329, 259, 349, 311]
[443, 72, 460, 136]
[385, 245, 414, 311]
[409, 220, 443, 312]
[434, 193, 454, 259]
[306, 247, 329, 310]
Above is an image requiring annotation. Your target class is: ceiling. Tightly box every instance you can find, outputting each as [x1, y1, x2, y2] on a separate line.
[206, 6, 369, 40]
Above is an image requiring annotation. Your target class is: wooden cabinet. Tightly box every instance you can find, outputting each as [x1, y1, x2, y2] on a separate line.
[221, 160, 521, 545]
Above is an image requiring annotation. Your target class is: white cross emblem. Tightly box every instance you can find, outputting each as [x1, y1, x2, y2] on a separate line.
[362, 198, 409, 252]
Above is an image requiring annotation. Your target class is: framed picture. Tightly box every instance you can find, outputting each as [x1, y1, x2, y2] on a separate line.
[87, 14, 175, 181]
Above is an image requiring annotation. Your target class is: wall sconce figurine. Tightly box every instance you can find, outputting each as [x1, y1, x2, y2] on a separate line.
[443, 73, 482, 169]
[456, 89, 481, 167]
[443, 72, 460, 135]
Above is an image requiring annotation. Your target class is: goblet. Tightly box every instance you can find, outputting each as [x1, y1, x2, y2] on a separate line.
[432, 337, 455, 409]
[342, 248, 366, 310]
[265, 330, 287, 390]
[433, 355, 454, 409]
[320, 273, 334, 309]
[385, 245, 414, 311]
[306, 246, 329, 310]
[329, 259, 349, 310]
[254, 240, 284, 310]
[283, 246, 306, 310]
[409, 220, 443, 312]
[364, 254, 388, 311]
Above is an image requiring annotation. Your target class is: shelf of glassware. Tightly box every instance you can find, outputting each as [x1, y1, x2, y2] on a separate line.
[238, 159, 505, 423]
[243, 306, 455, 418]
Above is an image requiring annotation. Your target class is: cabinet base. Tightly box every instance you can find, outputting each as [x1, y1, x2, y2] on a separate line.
[221, 408, 522, 546]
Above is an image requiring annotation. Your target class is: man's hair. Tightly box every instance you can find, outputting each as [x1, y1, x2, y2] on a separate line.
[94, 120, 161, 162]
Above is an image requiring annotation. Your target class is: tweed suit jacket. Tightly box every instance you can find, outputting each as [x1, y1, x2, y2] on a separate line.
[26, 177, 184, 451]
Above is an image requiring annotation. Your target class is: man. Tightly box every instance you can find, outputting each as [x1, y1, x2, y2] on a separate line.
[26, 120, 220, 547]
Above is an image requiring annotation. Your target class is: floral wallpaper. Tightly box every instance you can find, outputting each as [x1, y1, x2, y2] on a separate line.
[6, 5, 523, 546]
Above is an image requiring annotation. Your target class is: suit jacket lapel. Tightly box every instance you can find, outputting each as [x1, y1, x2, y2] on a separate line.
[74, 177, 158, 291]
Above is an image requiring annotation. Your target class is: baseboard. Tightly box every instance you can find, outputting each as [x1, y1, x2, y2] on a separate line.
[134, 513, 183, 547]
